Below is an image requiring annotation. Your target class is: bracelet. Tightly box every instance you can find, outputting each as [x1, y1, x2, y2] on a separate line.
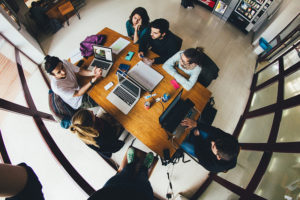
[90, 80, 94, 85]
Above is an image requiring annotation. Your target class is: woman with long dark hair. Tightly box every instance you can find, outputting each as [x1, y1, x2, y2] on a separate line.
[126, 7, 150, 43]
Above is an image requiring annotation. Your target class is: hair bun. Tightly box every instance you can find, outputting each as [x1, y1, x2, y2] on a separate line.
[44, 55, 51, 61]
[196, 47, 204, 53]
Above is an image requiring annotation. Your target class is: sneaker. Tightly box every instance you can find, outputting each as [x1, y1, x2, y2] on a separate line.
[144, 152, 154, 168]
[127, 147, 135, 164]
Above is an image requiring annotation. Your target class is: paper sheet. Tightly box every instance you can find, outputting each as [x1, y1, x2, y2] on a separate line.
[69, 49, 83, 64]
[128, 61, 164, 92]
[109, 37, 130, 54]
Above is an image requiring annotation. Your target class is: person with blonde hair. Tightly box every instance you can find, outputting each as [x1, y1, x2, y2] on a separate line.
[70, 109, 124, 158]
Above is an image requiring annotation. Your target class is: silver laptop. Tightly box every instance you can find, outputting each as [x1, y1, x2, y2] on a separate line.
[88, 45, 113, 77]
[106, 72, 141, 115]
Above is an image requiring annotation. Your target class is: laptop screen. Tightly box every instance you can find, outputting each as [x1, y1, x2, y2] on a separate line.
[122, 80, 139, 97]
[159, 89, 183, 124]
[93, 45, 113, 61]
[117, 72, 139, 97]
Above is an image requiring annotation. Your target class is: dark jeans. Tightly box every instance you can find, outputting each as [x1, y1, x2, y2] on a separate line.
[104, 163, 153, 199]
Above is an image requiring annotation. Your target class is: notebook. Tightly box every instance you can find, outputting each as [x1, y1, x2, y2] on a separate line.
[88, 45, 113, 77]
[106, 72, 141, 115]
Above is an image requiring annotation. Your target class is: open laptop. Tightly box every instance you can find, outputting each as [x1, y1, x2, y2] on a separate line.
[159, 89, 195, 134]
[88, 45, 113, 77]
[106, 72, 141, 115]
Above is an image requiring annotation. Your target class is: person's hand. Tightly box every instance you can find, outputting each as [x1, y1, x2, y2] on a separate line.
[142, 57, 154, 66]
[135, 20, 142, 31]
[138, 52, 144, 59]
[92, 67, 102, 75]
[180, 118, 197, 129]
[193, 129, 200, 136]
[92, 69, 102, 82]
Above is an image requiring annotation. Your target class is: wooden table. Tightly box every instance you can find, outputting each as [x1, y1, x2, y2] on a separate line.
[86, 27, 211, 157]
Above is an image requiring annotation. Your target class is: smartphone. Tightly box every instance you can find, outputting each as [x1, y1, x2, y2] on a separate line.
[76, 60, 84, 67]
[125, 51, 134, 61]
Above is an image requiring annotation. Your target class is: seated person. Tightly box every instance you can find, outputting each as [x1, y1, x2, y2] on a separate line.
[180, 118, 240, 173]
[88, 147, 154, 200]
[29, 1, 49, 31]
[162, 47, 205, 91]
[29, 1, 62, 33]
[138, 18, 182, 65]
[70, 109, 124, 158]
[45, 55, 102, 110]
[126, 7, 150, 44]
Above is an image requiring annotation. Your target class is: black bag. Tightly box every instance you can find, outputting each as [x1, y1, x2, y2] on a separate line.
[181, 0, 194, 8]
[198, 97, 217, 125]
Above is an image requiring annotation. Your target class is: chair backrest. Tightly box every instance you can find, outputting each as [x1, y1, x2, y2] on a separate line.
[118, 147, 158, 178]
[197, 53, 219, 87]
[58, 1, 74, 16]
[174, 33, 183, 52]
[48, 90, 76, 128]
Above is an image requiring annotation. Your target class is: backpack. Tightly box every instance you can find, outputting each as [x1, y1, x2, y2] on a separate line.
[48, 90, 76, 129]
[80, 34, 106, 57]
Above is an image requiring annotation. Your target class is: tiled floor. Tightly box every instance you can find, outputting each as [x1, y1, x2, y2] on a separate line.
[38, 0, 258, 199]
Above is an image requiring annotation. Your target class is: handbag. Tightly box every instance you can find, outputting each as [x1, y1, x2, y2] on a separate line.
[198, 97, 217, 125]
[79, 34, 106, 57]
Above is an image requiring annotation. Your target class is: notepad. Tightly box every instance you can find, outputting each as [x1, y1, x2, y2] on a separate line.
[109, 37, 130, 54]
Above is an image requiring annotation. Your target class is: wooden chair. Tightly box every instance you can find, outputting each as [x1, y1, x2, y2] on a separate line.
[117, 146, 158, 178]
[57, 1, 80, 26]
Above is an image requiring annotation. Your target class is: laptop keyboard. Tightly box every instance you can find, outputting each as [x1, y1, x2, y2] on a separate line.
[113, 86, 136, 106]
[92, 60, 111, 70]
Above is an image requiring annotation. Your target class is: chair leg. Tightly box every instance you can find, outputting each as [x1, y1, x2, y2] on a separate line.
[75, 9, 80, 19]
[65, 16, 69, 26]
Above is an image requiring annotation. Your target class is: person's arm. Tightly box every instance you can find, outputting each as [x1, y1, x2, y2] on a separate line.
[137, 27, 149, 43]
[77, 67, 98, 77]
[196, 121, 228, 138]
[0, 164, 27, 197]
[173, 66, 201, 91]
[153, 34, 181, 64]
[162, 51, 181, 77]
[133, 20, 142, 44]
[73, 71, 102, 97]
[126, 20, 133, 38]
[138, 33, 149, 56]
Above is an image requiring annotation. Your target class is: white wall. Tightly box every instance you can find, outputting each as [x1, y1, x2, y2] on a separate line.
[0, 9, 44, 64]
[252, 0, 300, 46]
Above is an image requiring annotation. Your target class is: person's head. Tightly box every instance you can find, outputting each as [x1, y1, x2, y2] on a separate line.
[150, 18, 169, 40]
[129, 7, 149, 27]
[44, 55, 66, 79]
[31, 2, 38, 7]
[211, 136, 239, 161]
[69, 109, 99, 147]
[180, 47, 205, 70]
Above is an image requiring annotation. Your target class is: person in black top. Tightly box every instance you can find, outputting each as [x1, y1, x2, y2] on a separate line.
[70, 109, 124, 158]
[0, 163, 44, 200]
[138, 18, 182, 65]
[180, 118, 240, 173]
[88, 148, 154, 200]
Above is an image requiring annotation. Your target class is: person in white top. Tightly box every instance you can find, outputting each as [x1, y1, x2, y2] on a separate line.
[45, 55, 102, 109]
[162, 47, 205, 91]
